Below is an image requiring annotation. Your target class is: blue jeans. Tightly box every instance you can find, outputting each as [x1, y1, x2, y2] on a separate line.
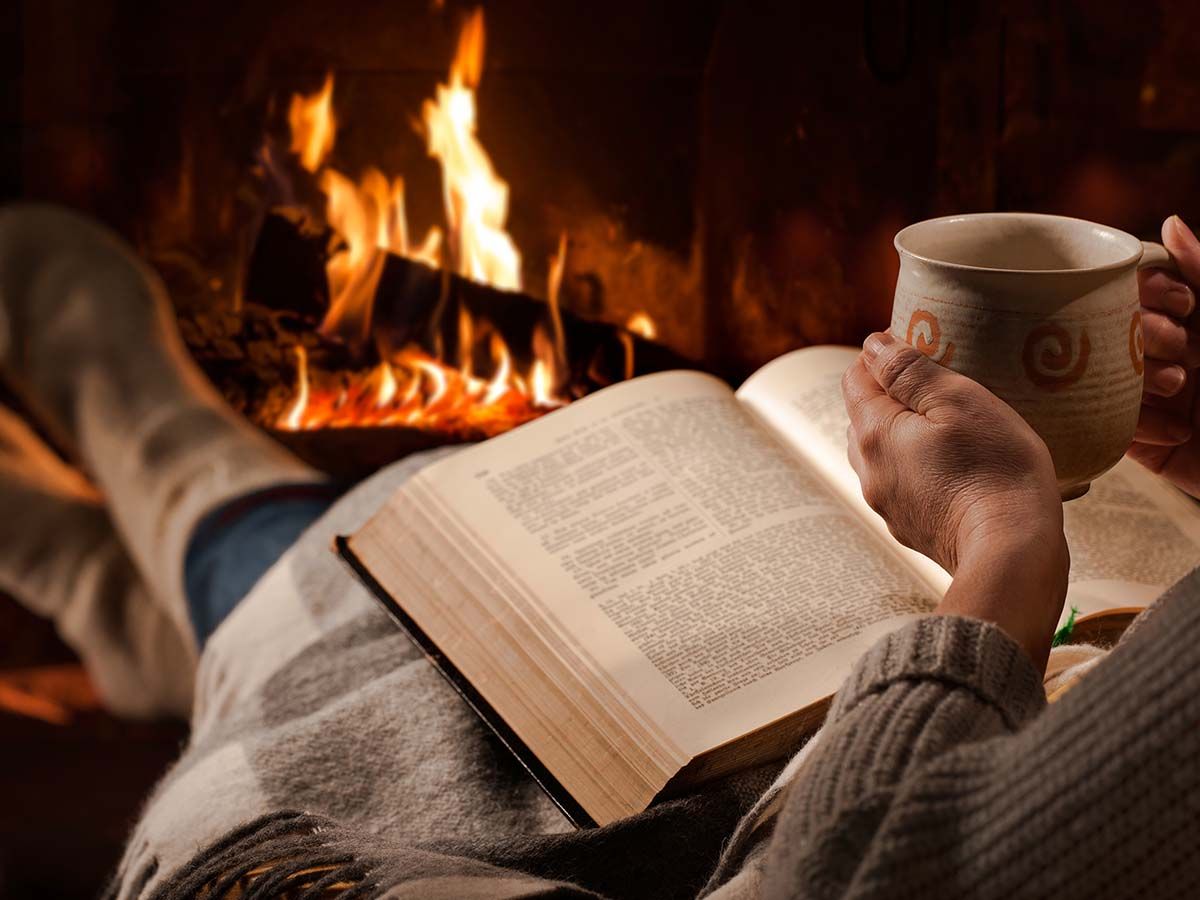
[183, 484, 341, 647]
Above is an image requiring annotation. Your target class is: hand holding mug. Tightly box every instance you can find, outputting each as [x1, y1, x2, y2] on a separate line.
[1127, 216, 1200, 498]
[843, 333, 1063, 574]
[843, 333, 1069, 669]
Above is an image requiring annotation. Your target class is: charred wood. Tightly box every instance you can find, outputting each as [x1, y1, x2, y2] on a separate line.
[176, 210, 701, 478]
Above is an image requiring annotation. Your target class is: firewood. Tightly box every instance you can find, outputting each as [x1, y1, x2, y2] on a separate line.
[243, 208, 330, 318]
[244, 209, 695, 386]
[176, 209, 705, 478]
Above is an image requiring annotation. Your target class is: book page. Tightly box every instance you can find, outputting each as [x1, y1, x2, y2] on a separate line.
[736, 346, 1200, 624]
[411, 370, 935, 754]
[1058, 458, 1200, 618]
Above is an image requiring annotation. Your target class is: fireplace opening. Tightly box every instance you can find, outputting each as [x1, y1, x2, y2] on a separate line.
[173, 5, 702, 475]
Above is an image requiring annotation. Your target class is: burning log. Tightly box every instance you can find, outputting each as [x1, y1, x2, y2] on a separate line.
[370, 240, 689, 388]
[187, 210, 697, 478]
[244, 210, 692, 372]
[243, 207, 330, 318]
[245, 211, 691, 378]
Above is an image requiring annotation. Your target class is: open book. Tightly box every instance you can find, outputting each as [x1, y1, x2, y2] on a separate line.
[340, 345, 1200, 827]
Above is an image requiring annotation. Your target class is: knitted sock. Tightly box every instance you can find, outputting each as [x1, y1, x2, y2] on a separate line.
[0, 405, 194, 717]
[0, 205, 328, 652]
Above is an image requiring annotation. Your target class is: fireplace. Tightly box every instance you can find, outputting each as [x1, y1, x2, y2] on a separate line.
[7, 0, 1200, 474]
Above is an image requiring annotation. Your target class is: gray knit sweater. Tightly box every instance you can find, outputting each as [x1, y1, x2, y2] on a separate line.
[110, 449, 1200, 899]
[761, 595, 1200, 899]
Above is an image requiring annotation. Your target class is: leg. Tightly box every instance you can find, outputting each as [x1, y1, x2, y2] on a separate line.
[0, 405, 194, 717]
[0, 204, 327, 652]
[183, 483, 340, 646]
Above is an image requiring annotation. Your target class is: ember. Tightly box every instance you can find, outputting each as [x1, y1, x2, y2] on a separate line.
[265, 7, 637, 437]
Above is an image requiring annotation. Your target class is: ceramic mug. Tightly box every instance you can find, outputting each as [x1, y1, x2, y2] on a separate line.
[891, 212, 1177, 500]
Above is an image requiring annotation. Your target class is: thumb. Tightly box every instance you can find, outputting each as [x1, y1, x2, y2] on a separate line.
[862, 331, 962, 415]
[1162, 215, 1200, 290]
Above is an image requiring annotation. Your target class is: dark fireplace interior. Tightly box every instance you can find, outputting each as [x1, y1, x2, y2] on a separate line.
[3, 1, 1200, 895]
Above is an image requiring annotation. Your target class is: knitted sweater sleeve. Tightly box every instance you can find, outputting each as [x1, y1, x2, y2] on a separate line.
[760, 574, 1200, 900]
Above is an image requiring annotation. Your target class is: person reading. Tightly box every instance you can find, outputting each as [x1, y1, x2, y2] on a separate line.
[0, 205, 1198, 899]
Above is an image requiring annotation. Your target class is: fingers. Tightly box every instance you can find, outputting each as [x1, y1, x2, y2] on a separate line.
[842, 356, 913, 492]
[842, 356, 906, 437]
[1133, 215, 1200, 468]
[1126, 440, 1172, 474]
[1143, 359, 1188, 398]
[1142, 310, 1200, 368]
[1140, 217, 1200, 381]
[1138, 268, 1195, 318]
[860, 332, 948, 415]
[841, 355, 885, 416]
[1133, 405, 1193, 446]
[842, 355, 910, 423]
[1162, 215, 1200, 290]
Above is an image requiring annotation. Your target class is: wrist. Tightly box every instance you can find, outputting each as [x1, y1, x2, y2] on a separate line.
[936, 530, 1069, 672]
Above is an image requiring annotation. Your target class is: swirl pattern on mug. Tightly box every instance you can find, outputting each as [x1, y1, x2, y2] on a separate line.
[905, 309, 956, 366]
[1129, 311, 1145, 376]
[1022, 323, 1091, 392]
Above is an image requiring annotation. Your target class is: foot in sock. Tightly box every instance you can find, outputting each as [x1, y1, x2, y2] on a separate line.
[0, 204, 326, 642]
[0, 404, 194, 718]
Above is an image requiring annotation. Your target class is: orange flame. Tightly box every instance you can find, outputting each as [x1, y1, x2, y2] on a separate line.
[530, 326, 563, 408]
[546, 232, 568, 375]
[288, 74, 336, 173]
[319, 168, 388, 344]
[283, 73, 443, 344]
[423, 8, 521, 291]
[276, 338, 554, 435]
[275, 9, 578, 435]
[282, 345, 311, 430]
[626, 312, 657, 340]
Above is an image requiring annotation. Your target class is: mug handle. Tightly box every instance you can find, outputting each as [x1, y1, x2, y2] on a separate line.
[1140, 241, 1179, 274]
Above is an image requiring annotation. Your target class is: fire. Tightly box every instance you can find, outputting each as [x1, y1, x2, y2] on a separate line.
[544, 232, 568, 388]
[319, 168, 389, 344]
[280, 340, 552, 435]
[422, 8, 521, 291]
[288, 74, 335, 173]
[275, 8, 573, 435]
[626, 312, 657, 340]
[282, 345, 311, 431]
